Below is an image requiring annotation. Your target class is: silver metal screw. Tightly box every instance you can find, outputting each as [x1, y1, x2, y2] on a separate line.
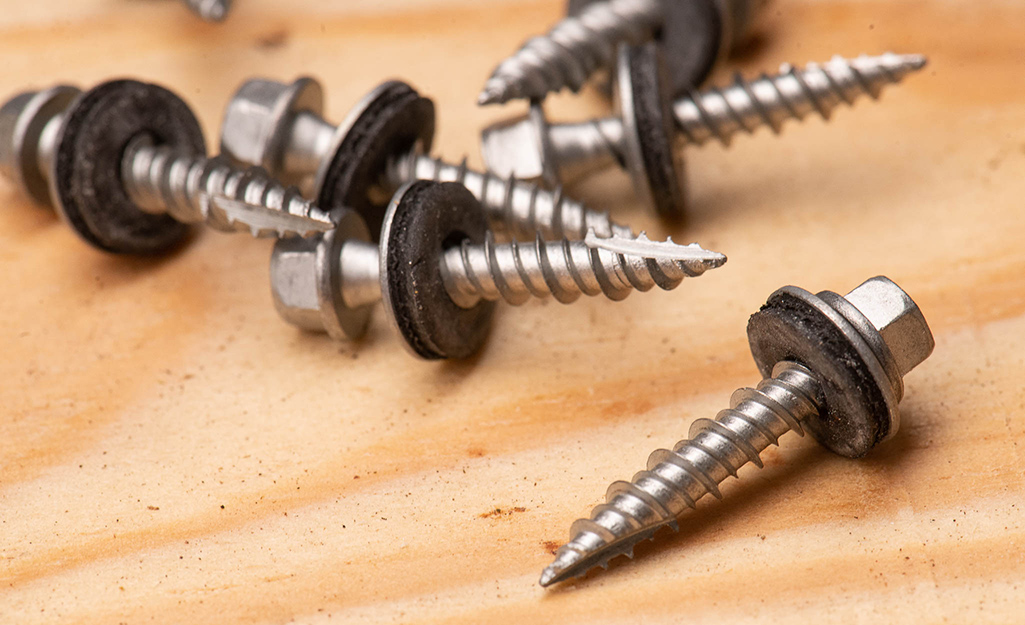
[540, 276, 935, 587]
[0, 84, 333, 244]
[120, 136, 334, 238]
[478, 0, 761, 106]
[270, 180, 725, 358]
[439, 230, 724, 308]
[182, 0, 232, 22]
[483, 52, 928, 197]
[220, 77, 635, 240]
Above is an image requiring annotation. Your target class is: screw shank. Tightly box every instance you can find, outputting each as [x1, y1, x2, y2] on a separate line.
[389, 151, 634, 240]
[480, 0, 664, 104]
[439, 232, 711, 308]
[672, 53, 927, 147]
[542, 361, 820, 587]
[281, 111, 338, 182]
[122, 138, 335, 237]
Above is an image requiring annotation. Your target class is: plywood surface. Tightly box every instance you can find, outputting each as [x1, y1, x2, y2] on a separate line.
[2, 0, 1024, 623]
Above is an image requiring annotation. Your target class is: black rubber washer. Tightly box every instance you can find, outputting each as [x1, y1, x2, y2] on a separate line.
[52, 79, 204, 254]
[746, 289, 893, 459]
[381, 181, 495, 360]
[568, 0, 723, 97]
[315, 81, 435, 242]
[625, 42, 687, 223]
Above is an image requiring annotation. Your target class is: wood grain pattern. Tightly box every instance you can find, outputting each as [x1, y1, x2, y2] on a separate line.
[2, 0, 1024, 623]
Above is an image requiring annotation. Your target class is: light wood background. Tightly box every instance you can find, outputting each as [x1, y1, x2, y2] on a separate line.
[2, 0, 1024, 623]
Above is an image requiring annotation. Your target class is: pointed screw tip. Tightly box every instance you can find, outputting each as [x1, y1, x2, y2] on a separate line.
[707, 252, 728, 269]
[478, 82, 508, 106]
[903, 54, 928, 70]
[538, 567, 557, 588]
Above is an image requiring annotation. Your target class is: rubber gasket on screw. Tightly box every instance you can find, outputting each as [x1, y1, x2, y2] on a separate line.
[379, 180, 495, 360]
[746, 287, 896, 459]
[314, 81, 435, 242]
[623, 42, 687, 222]
[51, 80, 204, 254]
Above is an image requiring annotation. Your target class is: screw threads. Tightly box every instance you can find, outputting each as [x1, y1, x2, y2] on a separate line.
[123, 141, 335, 238]
[182, 0, 231, 22]
[478, 0, 664, 105]
[540, 361, 822, 587]
[439, 230, 723, 308]
[388, 151, 634, 240]
[673, 53, 928, 147]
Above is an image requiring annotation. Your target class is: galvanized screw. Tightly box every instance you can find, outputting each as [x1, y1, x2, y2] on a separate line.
[182, 0, 232, 22]
[540, 276, 935, 586]
[482, 50, 928, 219]
[478, 0, 762, 105]
[0, 81, 333, 254]
[270, 180, 725, 359]
[220, 77, 635, 241]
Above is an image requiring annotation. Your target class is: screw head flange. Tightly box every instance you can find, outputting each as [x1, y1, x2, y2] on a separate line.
[747, 276, 935, 458]
[270, 208, 374, 341]
[0, 85, 80, 207]
[220, 76, 324, 184]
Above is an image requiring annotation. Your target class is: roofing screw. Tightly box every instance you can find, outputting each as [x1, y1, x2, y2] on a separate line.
[270, 180, 725, 359]
[483, 47, 928, 221]
[220, 77, 635, 241]
[540, 276, 934, 586]
[182, 0, 232, 22]
[478, 0, 763, 106]
[0, 81, 333, 254]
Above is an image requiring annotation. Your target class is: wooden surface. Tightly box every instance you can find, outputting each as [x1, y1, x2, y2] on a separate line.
[3, 0, 1025, 623]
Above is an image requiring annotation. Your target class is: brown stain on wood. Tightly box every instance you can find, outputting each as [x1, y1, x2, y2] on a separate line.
[478, 507, 526, 520]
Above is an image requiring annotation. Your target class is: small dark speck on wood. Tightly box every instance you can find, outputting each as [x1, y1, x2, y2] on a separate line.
[255, 29, 289, 50]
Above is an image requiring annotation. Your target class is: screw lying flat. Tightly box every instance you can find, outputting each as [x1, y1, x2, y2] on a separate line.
[483, 49, 927, 220]
[540, 276, 934, 587]
[0, 81, 333, 254]
[182, 0, 232, 22]
[121, 136, 333, 238]
[270, 180, 725, 359]
[478, 0, 761, 105]
[220, 77, 635, 242]
[440, 230, 723, 308]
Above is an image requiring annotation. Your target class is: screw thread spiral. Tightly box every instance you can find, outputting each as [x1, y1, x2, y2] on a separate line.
[123, 141, 335, 238]
[540, 361, 822, 587]
[182, 0, 231, 22]
[478, 0, 664, 105]
[673, 53, 928, 147]
[439, 230, 724, 309]
[389, 152, 634, 240]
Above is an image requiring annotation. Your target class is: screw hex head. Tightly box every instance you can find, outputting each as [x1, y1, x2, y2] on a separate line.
[747, 276, 934, 458]
[220, 77, 324, 180]
[270, 208, 374, 341]
[0, 85, 80, 206]
[843, 277, 935, 378]
[479, 105, 555, 185]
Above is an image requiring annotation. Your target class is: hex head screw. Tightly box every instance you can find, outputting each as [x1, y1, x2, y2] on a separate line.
[478, 0, 764, 105]
[482, 48, 928, 221]
[219, 76, 636, 241]
[540, 276, 935, 586]
[269, 180, 725, 359]
[0, 80, 334, 254]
